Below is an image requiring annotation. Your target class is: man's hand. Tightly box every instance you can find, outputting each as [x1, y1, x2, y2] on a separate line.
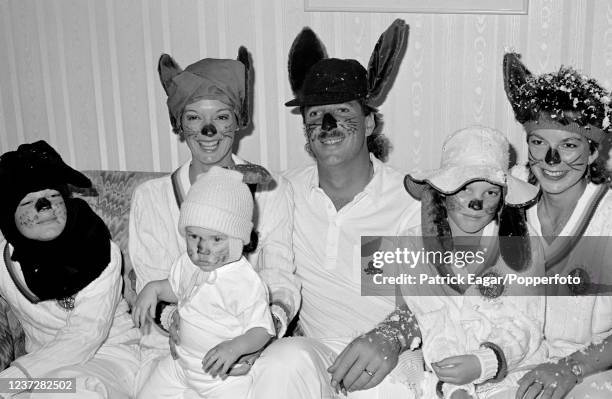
[516, 362, 579, 399]
[168, 309, 180, 360]
[432, 355, 481, 385]
[327, 330, 400, 394]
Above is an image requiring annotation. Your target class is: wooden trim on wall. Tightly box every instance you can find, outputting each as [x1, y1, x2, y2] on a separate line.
[304, 0, 529, 15]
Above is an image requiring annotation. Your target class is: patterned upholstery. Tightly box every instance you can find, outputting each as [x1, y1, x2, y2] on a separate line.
[0, 170, 168, 370]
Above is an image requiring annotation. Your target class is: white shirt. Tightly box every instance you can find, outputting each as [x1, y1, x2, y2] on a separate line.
[169, 255, 275, 372]
[129, 155, 300, 342]
[0, 241, 139, 379]
[527, 183, 612, 358]
[283, 155, 420, 345]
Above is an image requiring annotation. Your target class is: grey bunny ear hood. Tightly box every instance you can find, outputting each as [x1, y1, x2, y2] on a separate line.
[158, 46, 253, 132]
[285, 19, 409, 107]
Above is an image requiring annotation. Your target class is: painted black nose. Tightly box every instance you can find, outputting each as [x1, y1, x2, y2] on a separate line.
[545, 148, 561, 165]
[468, 199, 483, 211]
[200, 124, 217, 137]
[321, 113, 337, 131]
[35, 197, 52, 212]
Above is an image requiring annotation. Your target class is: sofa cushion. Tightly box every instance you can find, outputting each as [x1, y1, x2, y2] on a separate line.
[73, 170, 168, 306]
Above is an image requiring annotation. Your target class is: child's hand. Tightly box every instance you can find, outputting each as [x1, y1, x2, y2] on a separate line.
[131, 283, 158, 332]
[202, 340, 242, 379]
[432, 355, 481, 385]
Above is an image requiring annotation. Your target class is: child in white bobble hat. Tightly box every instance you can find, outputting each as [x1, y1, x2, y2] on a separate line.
[133, 166, 275, 398]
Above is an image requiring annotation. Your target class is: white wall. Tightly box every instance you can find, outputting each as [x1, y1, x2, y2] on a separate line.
[1, 0, 611, 174]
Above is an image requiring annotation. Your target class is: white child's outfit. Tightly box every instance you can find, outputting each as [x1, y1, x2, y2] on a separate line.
[137, 254, 275, 398]
[399, 222, 548, 399]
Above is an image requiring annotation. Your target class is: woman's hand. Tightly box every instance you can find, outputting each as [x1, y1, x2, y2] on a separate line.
[432, 355, 481, 385]
[516, 362, 579, 399]
[202, 340, 242, 379]
[132, 283, 158, 331]
[327, 330, 400, 394]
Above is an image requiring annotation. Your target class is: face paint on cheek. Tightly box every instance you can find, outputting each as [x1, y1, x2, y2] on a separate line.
[16, 211, 37, 229]
[445, 195, 468, 212]
[211, 245, 229, 264]
[483, 201, 500, 215]
[336, 117, 359, 136]
[52, 202, 67, 220]
[305, 124, 319, 141]
[564, 152, 588, 171]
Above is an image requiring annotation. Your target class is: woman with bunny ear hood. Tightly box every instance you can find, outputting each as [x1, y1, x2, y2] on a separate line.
[129, 47, 300, 388]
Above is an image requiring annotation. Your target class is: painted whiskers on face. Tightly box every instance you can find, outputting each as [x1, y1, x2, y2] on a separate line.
[527, 145, 586, 173]
[14, 189, 67, 241]
[181, 99, 238, 170]
[527, 129, 596, 194]
[305, 115, 360, 143]
[445, 181, 502, 235]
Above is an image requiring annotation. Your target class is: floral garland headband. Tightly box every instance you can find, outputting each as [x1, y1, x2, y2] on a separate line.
[503, 52, 611, 144]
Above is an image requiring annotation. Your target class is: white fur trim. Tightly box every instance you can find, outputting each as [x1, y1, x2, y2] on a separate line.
[160, 304, 177, 332]
[442, 382, 476, 399]
[472, 347, 499, 384]
[270, 304, 288, 338]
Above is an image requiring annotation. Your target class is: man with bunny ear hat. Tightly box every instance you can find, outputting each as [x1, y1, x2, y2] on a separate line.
[250, 19, 425, 399]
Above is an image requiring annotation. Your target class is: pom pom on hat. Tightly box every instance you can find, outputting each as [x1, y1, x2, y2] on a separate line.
[178, 166, 253, 244]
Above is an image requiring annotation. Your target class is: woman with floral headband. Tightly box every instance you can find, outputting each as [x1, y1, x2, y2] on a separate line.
[129, 48, 299, 383]
[504, 53, 612, 399]
[397, 126, 547, 399]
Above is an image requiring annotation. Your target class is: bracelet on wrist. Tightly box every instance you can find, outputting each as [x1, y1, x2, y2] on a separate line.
[479, 342, 507, 382]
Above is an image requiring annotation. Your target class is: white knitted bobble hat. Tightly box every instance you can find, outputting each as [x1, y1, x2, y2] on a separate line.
[178, 166, 253, 244]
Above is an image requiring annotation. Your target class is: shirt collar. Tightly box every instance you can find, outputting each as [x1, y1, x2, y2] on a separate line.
[308, 153, 384, 196]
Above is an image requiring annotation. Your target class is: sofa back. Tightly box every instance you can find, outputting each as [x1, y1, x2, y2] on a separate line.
[74, 170, 169, 305]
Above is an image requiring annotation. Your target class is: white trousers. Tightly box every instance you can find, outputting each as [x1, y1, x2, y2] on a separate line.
[15, 343, 140, 399]
[137, 354, 252, 399]
[249, 337, 423, 399]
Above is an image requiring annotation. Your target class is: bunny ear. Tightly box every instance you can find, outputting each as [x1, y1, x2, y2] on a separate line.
[158, 54, 183, 95]
[237, 46, 252, 128]
[288, 27, 327, 95]
[503, 52, 532, 114]
[366, 19, 409, 107]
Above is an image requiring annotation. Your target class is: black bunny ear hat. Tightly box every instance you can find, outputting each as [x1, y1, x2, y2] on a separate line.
[158, 46, 252, 133]
[503, 52, 612, 144]
[285, 19, 409, 108]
